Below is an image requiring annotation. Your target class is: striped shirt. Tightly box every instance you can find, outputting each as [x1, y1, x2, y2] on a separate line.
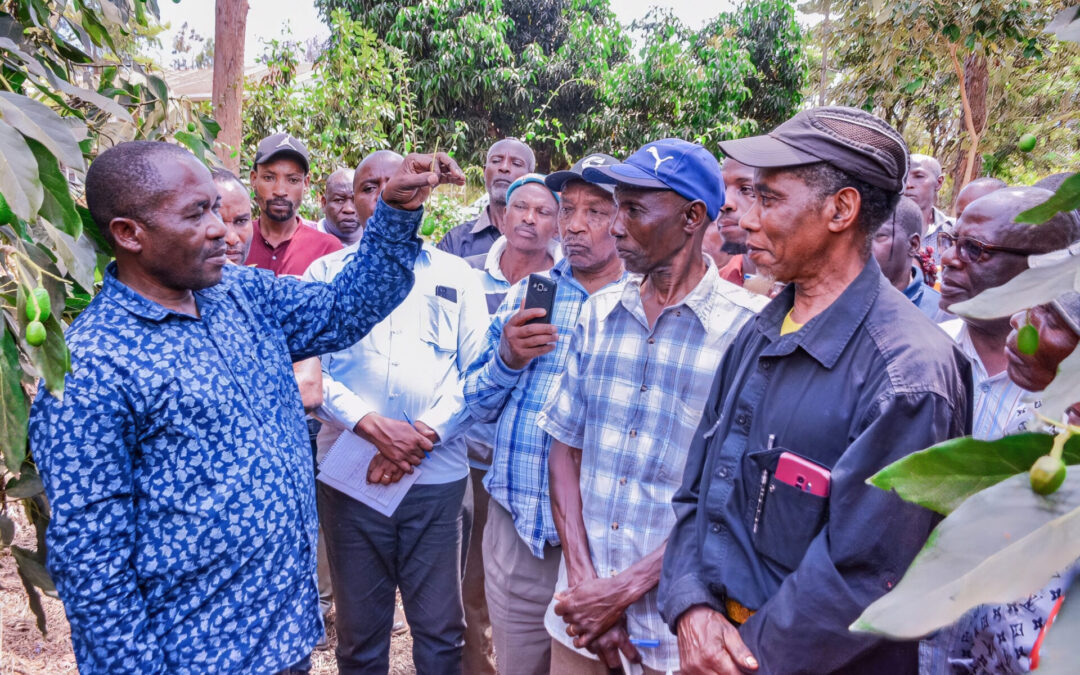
[537, 262, 766, 672]
[464, 258, 627, 557]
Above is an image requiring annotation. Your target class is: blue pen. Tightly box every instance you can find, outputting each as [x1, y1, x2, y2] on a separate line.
[402, 410, 431, 459]
[630, 638, 660, 648]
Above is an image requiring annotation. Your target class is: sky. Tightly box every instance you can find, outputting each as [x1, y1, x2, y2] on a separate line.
[152, 0, 736, 68]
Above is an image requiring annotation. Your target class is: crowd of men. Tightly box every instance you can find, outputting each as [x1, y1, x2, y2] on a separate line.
[27, 105, 1080, 675]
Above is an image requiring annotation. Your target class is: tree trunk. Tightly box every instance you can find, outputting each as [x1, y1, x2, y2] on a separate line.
[819, 0, 830, 106]
[948, 47, 987, 201]
[212, 0, 248, 173]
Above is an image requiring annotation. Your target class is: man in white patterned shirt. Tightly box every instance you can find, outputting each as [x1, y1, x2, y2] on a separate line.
[539, 140, 766, 675]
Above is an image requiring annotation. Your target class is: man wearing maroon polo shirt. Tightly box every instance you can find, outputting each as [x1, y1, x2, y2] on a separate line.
[247, 133, 342, 276]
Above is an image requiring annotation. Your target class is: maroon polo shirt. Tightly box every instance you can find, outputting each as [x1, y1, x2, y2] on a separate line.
[246, 217, 343, 277]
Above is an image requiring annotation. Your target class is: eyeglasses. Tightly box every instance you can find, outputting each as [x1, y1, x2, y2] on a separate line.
[938, 232, 1034, 263]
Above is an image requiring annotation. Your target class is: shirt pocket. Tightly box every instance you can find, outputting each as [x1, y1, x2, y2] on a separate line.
[420, 295, 460, 353]
[745, 447, 829, 573]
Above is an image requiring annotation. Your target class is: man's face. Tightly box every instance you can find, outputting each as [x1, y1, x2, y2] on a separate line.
[504, 183, 558, 255]
[353, 159, 399, 228]
[719, 158, 756, 253]
[134, 158, 228, 291]
[939, 198, 1032, 312]
[871, 214, 914, 289]
[904, 156, 942, 214]
[610, 186, 691, 276]
[485, 141, 532, 206]
[323, 175, 359, 237]
[251, 156, 309, 223]
[1006, 305, 1080, 392]
[217, 179, 253, 265]
[739, 168, 833, 283]
[557, 181, 618, 274]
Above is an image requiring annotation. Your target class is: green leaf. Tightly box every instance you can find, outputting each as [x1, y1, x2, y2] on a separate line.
[0, 327, 28, 474]
[949, 252, 1080, 320]
[0, 91, 87, 170]
[12, 548, 49, 634]
[5, 462, 43, 499]
[852, 473, 1080, 639]
[173, 131, 206, 162]
[1015, 174, 1080, 225]
[1034, 570, 1080, 673]
[871, 433, 1080, 515]
[147, 74, 169, 108]
[39, 217, 94, 291]
[26, 138, 82, 240]
[77, 204, 111, 254]
[0, 119, 44, 221]
[12, 545, 54, 592]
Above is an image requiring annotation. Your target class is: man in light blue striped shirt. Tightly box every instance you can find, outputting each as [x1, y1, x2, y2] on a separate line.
[540, 140, 767, 674]
[464, 154, 625, 675]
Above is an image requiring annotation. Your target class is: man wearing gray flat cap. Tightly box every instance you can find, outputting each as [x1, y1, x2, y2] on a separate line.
[658, 107, 973, 674]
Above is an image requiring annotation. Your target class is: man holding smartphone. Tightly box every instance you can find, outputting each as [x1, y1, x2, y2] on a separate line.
[657, 108, 973, 674]
[538, 140, 767, 674]
[463, 154, 626, 674]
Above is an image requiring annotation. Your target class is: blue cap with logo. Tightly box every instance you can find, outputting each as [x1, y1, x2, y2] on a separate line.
[582, 139, 725, 219]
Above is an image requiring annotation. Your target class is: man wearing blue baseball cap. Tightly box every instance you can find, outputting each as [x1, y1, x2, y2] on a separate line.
[539, 139, 767, 674]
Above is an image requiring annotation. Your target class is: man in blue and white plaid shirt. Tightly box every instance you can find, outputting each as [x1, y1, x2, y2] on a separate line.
[463, 153, 626, 675]
[539, 140, 766, 675]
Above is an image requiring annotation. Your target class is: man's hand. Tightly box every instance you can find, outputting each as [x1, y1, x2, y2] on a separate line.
[498, 307, 558, 371]
[354, 413, 432, 473]
[585, 620, 641, 669]
[677, 606, 758, 675]
[413, 419, 440, 444]
[381, 152, 466, 211]
[554, 575, 630, 649]
[367, 453, 405, 485]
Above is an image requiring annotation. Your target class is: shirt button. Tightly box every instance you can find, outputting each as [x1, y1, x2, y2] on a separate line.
[629, 429, 637, 437]
[761, 361, 772, 371]
[711, 522, 721, 533]
[647, 338, 655, 345]
[271, 255, 277, 260]
[718, 467, 729, 478]
[640, 384, 647, 392]
[611, 522, 619, 530]
[736, 414, 748, 426]
[675, 310, 682, 317]
[980, 383, 990, 393]
[619, 477, 627, 485]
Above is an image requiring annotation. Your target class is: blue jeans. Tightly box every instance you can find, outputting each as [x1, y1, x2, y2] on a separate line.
[318, 477, 467, 675]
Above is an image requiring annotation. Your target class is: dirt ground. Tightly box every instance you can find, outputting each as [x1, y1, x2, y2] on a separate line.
[0, 508, 417, 674]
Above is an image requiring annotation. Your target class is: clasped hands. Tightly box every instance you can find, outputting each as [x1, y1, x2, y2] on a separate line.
[354, 413, 438, 485]
[553, 574, 641, 668]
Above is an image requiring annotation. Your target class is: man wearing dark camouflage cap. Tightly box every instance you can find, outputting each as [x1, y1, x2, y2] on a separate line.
[658, 107, 973, 674]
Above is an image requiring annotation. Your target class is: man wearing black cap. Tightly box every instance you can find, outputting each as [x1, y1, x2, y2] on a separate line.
[463, 153, 625, 675]
[539, 140, 766, 674]
[657, 107, 972, 674]
[248, 133, 342, 276]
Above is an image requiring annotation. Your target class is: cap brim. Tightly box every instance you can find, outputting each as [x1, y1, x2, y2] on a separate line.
[256, 149, 309, 172]
[546, 170, 614, 193]
[717, 134, 822, 168]
[583, 164, 669, 190]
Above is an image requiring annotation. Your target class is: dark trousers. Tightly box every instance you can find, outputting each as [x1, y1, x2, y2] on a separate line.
[318, 477, 467, 675]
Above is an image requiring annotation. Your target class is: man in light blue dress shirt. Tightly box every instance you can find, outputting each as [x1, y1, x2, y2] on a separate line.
[304, 233, 489, 674]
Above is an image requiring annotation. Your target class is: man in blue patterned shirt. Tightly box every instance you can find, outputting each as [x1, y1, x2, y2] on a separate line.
[28, 141, 464, 674]
[463, 153, 625, 674]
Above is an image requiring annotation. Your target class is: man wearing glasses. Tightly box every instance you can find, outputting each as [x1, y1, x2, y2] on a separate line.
[938, 186, 1080, 440]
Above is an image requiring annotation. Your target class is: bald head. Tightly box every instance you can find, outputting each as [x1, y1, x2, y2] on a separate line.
[961, 187, 1080, 253]
[326, 168, 355, 192]
[892, 196, 924, 239]
[904, 154, 945, 221]
[353, 150, 404, 232]
[954, 177, 1007, 219]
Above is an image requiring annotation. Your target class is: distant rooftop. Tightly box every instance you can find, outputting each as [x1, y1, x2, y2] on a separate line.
[163, 62, 316, 101]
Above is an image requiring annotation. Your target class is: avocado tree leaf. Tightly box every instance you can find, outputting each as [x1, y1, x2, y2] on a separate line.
[871, 433, 1080, 515]
[0, 119, 44, 221]
[39, 217, 94, 291]
[949, 251, 1080, 320]
[852, 472, 1080, 640]
[0, 91, 87, 170]
[26, 138, 82, 240]
[5, 462, 43, 498]
[0, 327, 28, 474]
[0, 512, 14, 547]
[11, 547, 49, 634]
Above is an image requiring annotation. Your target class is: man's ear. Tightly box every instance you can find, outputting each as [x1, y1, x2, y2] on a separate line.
[907, 232, 922, 258]
[827, 186, 861, 234]
[109, 217, 145, 255]
[304, 173, 312, 190]
[683, 200, 710, 235]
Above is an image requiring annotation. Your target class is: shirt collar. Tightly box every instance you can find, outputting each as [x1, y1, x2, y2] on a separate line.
[470, 206, 495, 235]
[929, 207, 953, 234]
[756, 257, 883, 369]
[102, 261, 225, 322]
[615, 257, 725, 333]
[482, 235, 563, 281]
[550, 257, 628, 294]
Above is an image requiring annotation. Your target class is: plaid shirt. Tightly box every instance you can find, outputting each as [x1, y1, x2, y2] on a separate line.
[464, 258, 627, 557]
[537, 263, 765, 672]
